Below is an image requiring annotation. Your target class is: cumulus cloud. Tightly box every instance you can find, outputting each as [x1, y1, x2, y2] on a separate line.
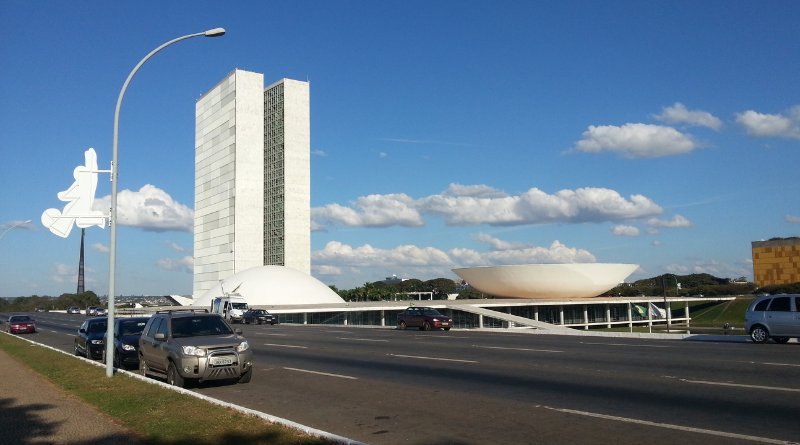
[646, 215, 694, 228]
[653, 103, 722, 130]
[94, 185, 193, 233]
[651, 241, 663, 246]
[571, 123, 699, 158]
[166, 241, 191, 252]
[786, 215, 800, 224]
[311, 265, 343, 275]
[313, 184, 664, 229]
[311, 150, 327, 156]
[156, 256, 193, 273]
[90, 243, 110, 253]
[610, 225, 640, 237]
[310, 220, 327, 232]
[472, 233, 535, 250]
[645, 228, 659, 235]
[667, 260, 751, 279]
[49, 263, 76, 283]
[311, 236, 596, 272]
[736, 106, 800, 139]
[379, 152, 388, 158]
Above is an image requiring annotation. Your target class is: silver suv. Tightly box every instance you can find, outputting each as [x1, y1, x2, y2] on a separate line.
[138, 309, 253, 387]
[745, 294, 800, 344]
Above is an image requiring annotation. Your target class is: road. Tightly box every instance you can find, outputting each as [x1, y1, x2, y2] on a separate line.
[5, 311, 800, 445]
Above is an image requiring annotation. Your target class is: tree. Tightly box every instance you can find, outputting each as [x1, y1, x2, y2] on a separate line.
[456, 288, 489, 299]
[423, 278, 456, 299]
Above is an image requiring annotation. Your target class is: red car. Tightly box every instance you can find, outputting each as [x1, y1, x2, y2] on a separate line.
[397, 306, 453, 331]
[5, 315, 36, 334]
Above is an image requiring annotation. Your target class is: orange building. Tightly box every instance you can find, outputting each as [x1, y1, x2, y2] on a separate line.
[751, 237, 800, 287]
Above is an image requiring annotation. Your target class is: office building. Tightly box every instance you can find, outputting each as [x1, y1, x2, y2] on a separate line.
[752, 237, 800, 287]
[193, 70, 310, 297]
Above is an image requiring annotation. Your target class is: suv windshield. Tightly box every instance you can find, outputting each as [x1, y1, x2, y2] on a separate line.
[171, 316, 233, 338]
[230, 303, 248, 310]
[120, 320, 147, 336]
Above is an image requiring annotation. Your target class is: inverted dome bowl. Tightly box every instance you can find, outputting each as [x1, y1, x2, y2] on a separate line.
[453, 263, 639, 299]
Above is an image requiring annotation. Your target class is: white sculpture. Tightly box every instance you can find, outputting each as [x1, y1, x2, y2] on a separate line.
[41, 148, 108, 238]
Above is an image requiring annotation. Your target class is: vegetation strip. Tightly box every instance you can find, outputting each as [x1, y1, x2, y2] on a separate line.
[0, 332, 364, 445]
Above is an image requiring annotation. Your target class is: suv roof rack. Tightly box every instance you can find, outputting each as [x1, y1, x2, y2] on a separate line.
[155, 308, 209, 314]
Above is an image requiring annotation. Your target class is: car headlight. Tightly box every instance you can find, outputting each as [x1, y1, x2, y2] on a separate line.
[182, 345, 207, 356]
[432, 318, 440, 322]
[236, 341, 249, 352]
[121, 344, 136, 351]
[90, 339, 103, 344]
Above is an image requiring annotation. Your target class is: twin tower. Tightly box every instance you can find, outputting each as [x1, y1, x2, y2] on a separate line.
[193, 70, 310, 296]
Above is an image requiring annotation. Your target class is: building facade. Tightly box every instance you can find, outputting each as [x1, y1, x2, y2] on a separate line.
[194, 70, 310, 297]
[751, 237, 800, 287]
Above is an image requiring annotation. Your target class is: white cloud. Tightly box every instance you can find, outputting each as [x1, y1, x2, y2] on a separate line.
[49, 263, 76, 283]
[653, 103, 722, 130]
[166, 241, 191, 252]
[94, 185, 193, 233]
[313, 184, 664, 229]
[310, 220, 327, 232]
[646, 214, 694, 228]
[379, 152, 388, 158]
[312, 265, 342, 275]
[645, 228, 659, 235]
[312, 193, 424, 228]
[450, 240, 596, 266]
[735, 106, 800, 139]
[0, 220, 34, 231]
[571, 123, 699, 158]
[665, 260, 752, 279]
[312, 241, 452, 268]
[651, 241, 663, 246]
[472, 233, 535, 250]
[610, 225, 640, 237]
[785, 215, 800, 224]
[665, 264, 689, 274]
[311, 150, 327, 156]
[155, 256, 193, 273]
[90, 243, 110, 253]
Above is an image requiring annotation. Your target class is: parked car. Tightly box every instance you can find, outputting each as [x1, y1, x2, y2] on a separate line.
[242, 309, 277, 325]
[397, 306, 453, 331]
[95, 308, 107, 316]
[86, 306, 99, 316]
[745, 294, 800, 344]
[35, 308, 47, 312]
[103, 317, 150, 369]
[5, 315, 36, 334]
[138, 309, 253, 388]
[67, 307, 81, 314]
[74, 318, 108, 359]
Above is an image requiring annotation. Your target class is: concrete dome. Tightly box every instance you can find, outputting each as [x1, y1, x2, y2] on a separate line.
[453, 263, 639, 299]
[193, 266, 345, 307]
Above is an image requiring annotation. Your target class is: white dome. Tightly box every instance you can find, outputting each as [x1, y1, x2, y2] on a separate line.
[453, 263, 639, 299]
[193, 266, 345, 307]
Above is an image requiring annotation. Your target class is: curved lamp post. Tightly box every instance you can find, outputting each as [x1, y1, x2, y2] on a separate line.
[106, 28, 225, 377]
[0, 220, 32, 241]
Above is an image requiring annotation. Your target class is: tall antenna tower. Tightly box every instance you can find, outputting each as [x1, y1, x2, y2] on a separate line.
[77, 228, 85, 294]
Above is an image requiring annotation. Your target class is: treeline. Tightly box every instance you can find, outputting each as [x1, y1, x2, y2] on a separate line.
[0, 291, 102, 312]
[332, 278, 463, 301]
[608, 273, 763, 297]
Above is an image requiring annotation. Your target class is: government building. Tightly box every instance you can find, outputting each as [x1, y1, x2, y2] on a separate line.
[193, 70, 311, 297]
[751, 237, 800, 287]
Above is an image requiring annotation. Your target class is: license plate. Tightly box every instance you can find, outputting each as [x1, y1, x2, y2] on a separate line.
[441, 323, 450, 326]
[211, 357, 233, 366]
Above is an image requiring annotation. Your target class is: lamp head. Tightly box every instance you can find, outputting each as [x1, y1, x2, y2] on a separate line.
[204, 28, 226, 37]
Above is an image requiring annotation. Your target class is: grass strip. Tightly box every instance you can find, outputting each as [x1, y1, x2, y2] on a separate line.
[0, 333, 335, 445]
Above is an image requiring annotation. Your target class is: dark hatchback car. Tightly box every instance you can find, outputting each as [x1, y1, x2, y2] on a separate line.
[74, 318, 108, 359]
[5, 315, 36, 334]
[397, 306, 453, 331]
[242, 309, 277, 325]
[103, 317, 150, 369]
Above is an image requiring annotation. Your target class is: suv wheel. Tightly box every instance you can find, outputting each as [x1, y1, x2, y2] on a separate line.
[167, 362, 185, 388]
[750, 325, 770, 344]
[237, 367, 252, 384]
[399, 321, 407, 330]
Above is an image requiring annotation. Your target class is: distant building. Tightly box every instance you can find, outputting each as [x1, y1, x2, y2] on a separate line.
[193, 70, 310, 297]
[382, 274, 405, 284]
[752, 237, 800, 287]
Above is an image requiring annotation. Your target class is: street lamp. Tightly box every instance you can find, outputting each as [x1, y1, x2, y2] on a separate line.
[105, 28, 225, 377]
[0, 220, 32, 241]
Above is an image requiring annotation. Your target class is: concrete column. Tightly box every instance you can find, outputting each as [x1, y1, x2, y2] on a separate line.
[685, 302, 690, 326]
[534, 306, 539, 321]
[627, 303, 632, 328]
[303, 312, 307, 325]
[343, 312, 348, 326]
[583, 304, 588, 330]
[478, 314, 484, 329]
[559, 305, 564, 325]
[605, 304, 611, 329]
[380, 310, 385, 327]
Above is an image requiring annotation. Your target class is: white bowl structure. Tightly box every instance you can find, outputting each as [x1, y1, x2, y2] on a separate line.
[452, 263, 639, 299]
[193, 265, 345, 307]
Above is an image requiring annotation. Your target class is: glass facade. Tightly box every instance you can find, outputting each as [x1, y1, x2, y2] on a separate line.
[264, 82, 285, 267]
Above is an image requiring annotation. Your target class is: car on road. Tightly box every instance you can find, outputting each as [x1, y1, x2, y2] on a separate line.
[74, 318, 108, 359]
[745, 294, 800, 344]
[67, 307, 81, 314]
[138, 309, 253, 388]
[86, 306, 99, 316]
[103, 317, 150, 369]
[5, 315, 36, 334]
[242, 309, 277, 325]
[397, 306, 453, 331]
[95, 308, 107, 316]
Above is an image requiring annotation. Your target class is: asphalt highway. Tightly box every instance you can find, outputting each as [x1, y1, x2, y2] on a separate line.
[6, 311, 800, 445]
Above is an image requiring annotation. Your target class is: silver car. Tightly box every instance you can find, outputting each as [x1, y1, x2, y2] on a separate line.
[745, 294, 800, 343]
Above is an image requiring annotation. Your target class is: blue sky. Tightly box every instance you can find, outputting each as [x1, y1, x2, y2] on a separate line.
[1, 1, 799, 298]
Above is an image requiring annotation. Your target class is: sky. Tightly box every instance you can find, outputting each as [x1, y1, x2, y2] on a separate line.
[1, 1, 799, 298]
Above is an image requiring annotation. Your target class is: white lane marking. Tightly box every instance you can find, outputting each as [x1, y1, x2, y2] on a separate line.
[338, 337, 388, 342]
[388, 354, 477, 363]
[539, 405, 793, 444]
[751, 361, 800, 368]
[414, 335, 469, 339]
[679, 378, 800, 393]
[474, 345, 563, 353]
[324, 330, 349, 333]
[284, 367, 358, 380]
[263, 343, 307, 349]
[581, 341, 674, 348]
[254, 333, 287, 336]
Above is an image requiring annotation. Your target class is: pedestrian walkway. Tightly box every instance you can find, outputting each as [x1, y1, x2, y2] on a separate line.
[0, 348, 144, 445]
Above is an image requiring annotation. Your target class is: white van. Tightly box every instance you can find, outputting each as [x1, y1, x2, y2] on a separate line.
[210, 294, 250, 324]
